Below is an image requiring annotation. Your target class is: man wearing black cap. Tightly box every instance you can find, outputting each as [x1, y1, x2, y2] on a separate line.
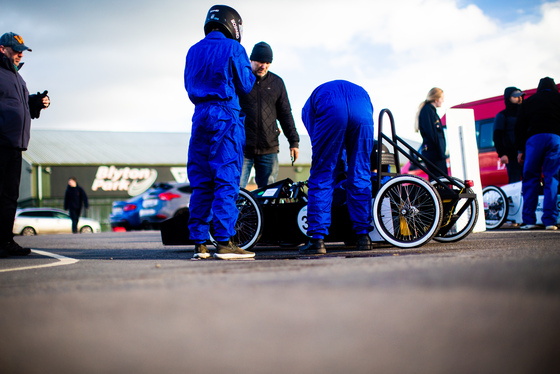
[239, 41, 300, 189]
[0, 32, 50, 257]
[493, 86, 525, 183]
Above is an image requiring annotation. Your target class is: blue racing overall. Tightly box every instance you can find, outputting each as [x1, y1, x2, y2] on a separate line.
[302, 80, 374, 238]
[184, 31, 255, 242]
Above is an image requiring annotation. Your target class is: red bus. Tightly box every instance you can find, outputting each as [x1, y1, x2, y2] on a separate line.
[401, 84, 560, 187]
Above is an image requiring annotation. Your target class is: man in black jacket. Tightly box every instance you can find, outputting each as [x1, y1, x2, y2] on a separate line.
[493, 86, 524, 183]
[239, 42, 300, 189]
[64, 178, 89, 234]
[0, 32, 50, 257]
[515, 77, 560, 230]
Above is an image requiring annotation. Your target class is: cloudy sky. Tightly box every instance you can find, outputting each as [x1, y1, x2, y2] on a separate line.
[3, 0, 560, 143]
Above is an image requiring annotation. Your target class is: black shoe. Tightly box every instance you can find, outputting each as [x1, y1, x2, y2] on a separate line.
[1, 241, 31, 256]
[299, 239, 326, 255]
[0, 245, 8, 258]
[356, 234, 372, 251]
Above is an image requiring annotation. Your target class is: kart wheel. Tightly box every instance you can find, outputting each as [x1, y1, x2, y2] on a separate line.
[482, 185, 509, 230]
[210, 188, 263, 251]
[432, 177, 479, 243]
[373, 175, 443, 248]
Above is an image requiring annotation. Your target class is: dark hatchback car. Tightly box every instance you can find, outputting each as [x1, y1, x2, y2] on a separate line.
[110, 194, 146, 231]
[139, 182, 192, 229]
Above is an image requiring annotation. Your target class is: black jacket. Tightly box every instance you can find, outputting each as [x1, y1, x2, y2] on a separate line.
[515, 77, 560, 152]
[64, 185, 89, 211]
[239, 71, 299, 156]
[493, 87, 521, 157]
[0, 55, 31, 150]
[418, 102, 446, 160]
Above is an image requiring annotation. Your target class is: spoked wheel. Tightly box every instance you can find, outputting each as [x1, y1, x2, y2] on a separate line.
[432, 177, 479, 243]
[210, 188, 263, 250]
[482, 185, 509, 230]
[373, 175, 443, 248]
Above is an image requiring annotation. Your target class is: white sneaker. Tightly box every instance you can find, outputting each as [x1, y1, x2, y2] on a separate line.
[546, 225, 558, 231]
[520, 224, 540, 230]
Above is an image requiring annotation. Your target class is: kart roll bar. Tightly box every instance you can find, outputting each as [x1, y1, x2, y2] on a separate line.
[376, 108, 460, 194]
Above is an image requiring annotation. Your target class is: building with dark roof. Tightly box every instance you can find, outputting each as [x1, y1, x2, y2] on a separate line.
[20, 130, 312, 230]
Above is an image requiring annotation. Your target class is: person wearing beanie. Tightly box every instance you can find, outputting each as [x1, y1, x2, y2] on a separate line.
[239, 41, 300, 189]
[515, 77, 560, 230]
[0, 32, 50, 258]
[493, 86, 525, 183]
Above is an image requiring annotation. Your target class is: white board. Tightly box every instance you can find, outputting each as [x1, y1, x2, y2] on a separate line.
[445, 109, 486, 232]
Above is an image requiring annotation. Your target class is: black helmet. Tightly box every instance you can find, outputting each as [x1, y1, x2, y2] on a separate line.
[204, 5, 243, 42]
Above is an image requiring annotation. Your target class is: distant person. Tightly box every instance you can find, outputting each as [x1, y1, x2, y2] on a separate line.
[0, 32, 50, 258]
[493, 87, 524, 183]
[515, 77, 560, 230]
[184, 5, 256, 259]
[64, 178, 89, 234]
[300, 80, 374, 255]
[415, 87, 448, 180]
[239, 41, 300, 189]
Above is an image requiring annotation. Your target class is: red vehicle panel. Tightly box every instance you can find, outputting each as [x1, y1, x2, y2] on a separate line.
[401, 84, 560, 187]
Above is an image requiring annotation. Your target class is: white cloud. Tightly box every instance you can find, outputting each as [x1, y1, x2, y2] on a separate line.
[3, 0, 560, 144]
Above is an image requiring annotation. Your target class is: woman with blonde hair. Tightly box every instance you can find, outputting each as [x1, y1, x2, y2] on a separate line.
[415, 87, 448, 179]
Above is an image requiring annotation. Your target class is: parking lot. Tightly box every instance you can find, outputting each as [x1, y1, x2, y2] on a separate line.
[1, 228, 559, 374]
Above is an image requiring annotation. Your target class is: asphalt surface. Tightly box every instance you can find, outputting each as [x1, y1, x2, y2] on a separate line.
[1, 227, 559, 374]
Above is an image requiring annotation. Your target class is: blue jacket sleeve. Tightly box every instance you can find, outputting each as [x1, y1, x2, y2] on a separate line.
[232, 45, 255, 96]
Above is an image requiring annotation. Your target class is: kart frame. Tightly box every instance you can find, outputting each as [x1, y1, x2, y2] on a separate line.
[161, 109, 478, 250]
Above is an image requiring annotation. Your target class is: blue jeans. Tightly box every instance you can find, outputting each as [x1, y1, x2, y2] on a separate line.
[240, 153, 279, 189]
[522, 133, 560, 226]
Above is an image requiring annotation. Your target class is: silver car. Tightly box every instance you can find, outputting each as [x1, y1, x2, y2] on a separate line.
[13, 208, 102, 236]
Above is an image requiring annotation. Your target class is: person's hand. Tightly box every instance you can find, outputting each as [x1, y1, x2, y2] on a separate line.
[42, 95, 50, 108]
[290, 148, 299, 163]
[499, 155, 509, 165]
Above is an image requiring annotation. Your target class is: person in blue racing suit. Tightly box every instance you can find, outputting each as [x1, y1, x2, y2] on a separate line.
[184, 5, 256, 259]
[300, 80, 374, 254]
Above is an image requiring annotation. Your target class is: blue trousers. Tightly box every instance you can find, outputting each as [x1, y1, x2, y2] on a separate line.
[240, 153, 279, 189]
[522, 133, 560, 226]
[187, 103, 244, 242]
[302, 81, 374, 238]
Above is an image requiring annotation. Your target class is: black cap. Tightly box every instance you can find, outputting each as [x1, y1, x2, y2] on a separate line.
[250, 42, 273, 63]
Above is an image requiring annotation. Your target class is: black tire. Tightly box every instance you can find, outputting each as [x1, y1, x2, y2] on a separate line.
[482, 185, 509, 230]
[210, 188, 263, 250]
[373, 175, 443, 248]
[21, 226, 36, 236]
[432, 177, 479, 243]
[80, 226, 93, 234]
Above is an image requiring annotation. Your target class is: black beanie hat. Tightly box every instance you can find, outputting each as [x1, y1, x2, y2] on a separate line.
[250, 42, 273, 63]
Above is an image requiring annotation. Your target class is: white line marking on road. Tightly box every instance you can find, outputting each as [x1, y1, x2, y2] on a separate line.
[0, 250, 79, 273]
